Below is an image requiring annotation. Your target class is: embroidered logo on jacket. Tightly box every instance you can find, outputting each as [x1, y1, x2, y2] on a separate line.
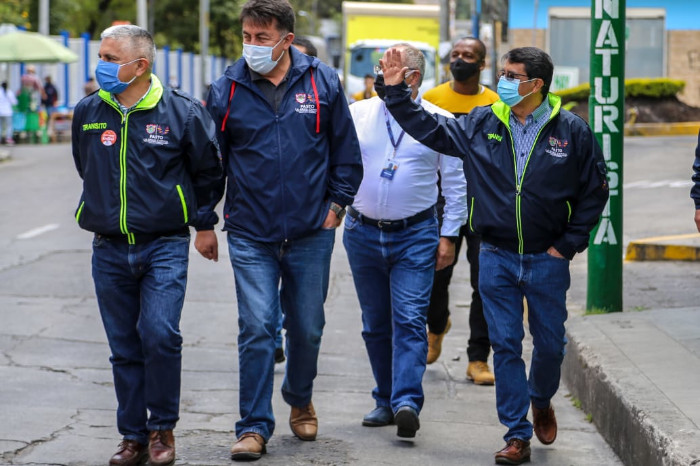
[83, 122, 107, 131]
[487, 133, 502, 142]
[144, 124, 170, 145]
[545, 136, 569, 158]
[294, 93, 317, 114]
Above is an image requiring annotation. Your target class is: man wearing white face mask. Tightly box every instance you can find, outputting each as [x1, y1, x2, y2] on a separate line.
[71, 25, 223, 466]
[380, 46, 609, 464]
[205, 0, 362, 461]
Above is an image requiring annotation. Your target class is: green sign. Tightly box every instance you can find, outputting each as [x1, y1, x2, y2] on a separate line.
[587, 0, 625, 312]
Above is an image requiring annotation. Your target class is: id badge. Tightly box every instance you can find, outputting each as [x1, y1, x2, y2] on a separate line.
[380, 159, 399, 180]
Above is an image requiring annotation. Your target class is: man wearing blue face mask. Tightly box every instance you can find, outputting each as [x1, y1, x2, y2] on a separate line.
[205, 0, 362, 461]
[71, 25, 223, 466]
[380, 46, 609, 465]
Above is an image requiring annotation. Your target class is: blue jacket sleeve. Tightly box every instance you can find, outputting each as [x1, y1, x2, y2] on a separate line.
[384, 83, 471, 160]
[691, 130, 700, 208]
[183, 96, 224, 231]
[325, 75, 363, 207]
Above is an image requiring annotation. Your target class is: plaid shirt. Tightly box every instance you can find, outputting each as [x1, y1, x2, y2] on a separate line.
[510, 98, 552, 183]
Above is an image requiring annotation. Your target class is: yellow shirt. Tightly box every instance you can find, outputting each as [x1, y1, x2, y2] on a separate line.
[352, 89, 377, 102]
[422, 81, 499, 117]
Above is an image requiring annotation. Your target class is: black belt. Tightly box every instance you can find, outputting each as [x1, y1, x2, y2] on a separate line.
[96, 228, 189, 244]
[347, 205, 436, 232]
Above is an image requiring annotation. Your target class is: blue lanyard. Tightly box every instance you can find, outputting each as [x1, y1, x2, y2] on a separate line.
[383, 106, 405, 157]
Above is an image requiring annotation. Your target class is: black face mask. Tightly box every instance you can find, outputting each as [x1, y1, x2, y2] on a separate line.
[373, 74, 386, 100]
[450, 58, 480, 82]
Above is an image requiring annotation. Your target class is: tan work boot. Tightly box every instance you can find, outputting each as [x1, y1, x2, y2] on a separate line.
[467, 360, 495, 385]
[231, 432, 266, 461]
[290, 401, 318, 440]
[426, 318, 452, 364]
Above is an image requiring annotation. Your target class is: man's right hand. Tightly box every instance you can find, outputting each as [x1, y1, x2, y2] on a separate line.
[195, 230, 219, 262]
[379, 48, 409, 87]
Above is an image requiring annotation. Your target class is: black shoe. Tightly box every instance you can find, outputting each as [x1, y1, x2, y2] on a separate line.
[394, 406, 420, 438]
[362, 406, 394, 427]
[274, 347, 285, 364]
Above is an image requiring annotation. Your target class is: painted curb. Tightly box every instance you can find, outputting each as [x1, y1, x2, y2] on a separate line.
[625, 121, 700, 136]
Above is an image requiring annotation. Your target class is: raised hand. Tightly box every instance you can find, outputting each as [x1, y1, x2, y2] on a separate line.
[379, 48, 409, 86]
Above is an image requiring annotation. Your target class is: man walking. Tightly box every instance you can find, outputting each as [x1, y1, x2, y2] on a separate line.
[71, 25, 223, 466]
[344, 43, 467, 439]
[381, 46, 609, 464]
[422, 37, 499, 387]
[205, 0, 362, 460]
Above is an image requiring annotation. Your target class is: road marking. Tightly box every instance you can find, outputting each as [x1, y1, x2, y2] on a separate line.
[631, 233, 700, 243]
[17, 223, 60, 239]
[624, 180, 692, 189]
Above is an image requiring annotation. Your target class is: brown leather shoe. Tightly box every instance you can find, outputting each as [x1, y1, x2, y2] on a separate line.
[427, 318, 451, 364]
[495, 438, 531, 465]
[109, 439, 147, 466]
[148, 430, 175, 466]
[231, 432, 266, 461]
[532, 402, 557, 445]
[290, 401, 318, 441]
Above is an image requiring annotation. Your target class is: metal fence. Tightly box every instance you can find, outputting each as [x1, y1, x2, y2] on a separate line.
[1, 33, 233, 109]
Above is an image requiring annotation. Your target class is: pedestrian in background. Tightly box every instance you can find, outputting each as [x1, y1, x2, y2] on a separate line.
[351, 73, 377, 102]
[421, 37, 499, 386]
[71, 24, 222, 466]
[0, 82, 17, 145]
[42, 75, 58, 119]
[84, 76, 99, 95]
[344, 43, 467, 439]
[292, 36, 318, 57]
[381, 46, 609, 464]
[205, 0, 362, 461]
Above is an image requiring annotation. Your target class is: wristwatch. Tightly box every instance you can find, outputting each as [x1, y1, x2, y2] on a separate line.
[330, 202, 346, 220]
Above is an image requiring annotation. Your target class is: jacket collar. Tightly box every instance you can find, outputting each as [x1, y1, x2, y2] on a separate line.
[492, 93, 562, 128]
[98, 74, 164, 111]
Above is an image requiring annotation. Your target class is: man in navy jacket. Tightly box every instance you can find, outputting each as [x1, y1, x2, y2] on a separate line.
[204, 0, 362, 461]
[380, 46, 608, 465]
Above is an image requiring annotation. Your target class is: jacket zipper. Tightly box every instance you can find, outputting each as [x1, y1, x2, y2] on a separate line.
[512, 118, 555, 255]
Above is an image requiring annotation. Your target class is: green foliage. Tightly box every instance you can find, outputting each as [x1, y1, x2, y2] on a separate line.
[555, 78, 687, 104]
[0, 0, 31, 30]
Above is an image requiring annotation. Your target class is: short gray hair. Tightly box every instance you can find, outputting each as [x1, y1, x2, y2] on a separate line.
[101, 25, 156, 70]
[393, 43, 425, 87]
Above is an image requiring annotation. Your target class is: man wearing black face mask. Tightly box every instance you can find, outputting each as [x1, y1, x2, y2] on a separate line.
[421, 37, 499, 387]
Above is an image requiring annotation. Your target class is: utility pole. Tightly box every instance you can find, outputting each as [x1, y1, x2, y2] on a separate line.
[587, 0, 625, 312]
[199, 0, 210, 100]
[137, 0, 148, 30]
[39, 0, 49, 35]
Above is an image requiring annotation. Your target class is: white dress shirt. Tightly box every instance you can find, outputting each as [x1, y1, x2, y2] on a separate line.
[349, 96, 467, 237]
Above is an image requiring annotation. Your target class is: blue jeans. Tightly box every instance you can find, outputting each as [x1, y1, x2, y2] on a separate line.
[227, 228, 335, 441]
[478, 241, 570, 442]
[343, 214, 438, 414]
[92, 233, 190, 444]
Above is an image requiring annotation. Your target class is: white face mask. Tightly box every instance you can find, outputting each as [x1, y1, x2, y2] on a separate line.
[242, 36, 286, 75]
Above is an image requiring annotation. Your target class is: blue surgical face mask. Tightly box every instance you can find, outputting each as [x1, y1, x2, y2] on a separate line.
[242, 36, 286, 75]
[497, 76, 536, 107]
[95, 58, 141, 94]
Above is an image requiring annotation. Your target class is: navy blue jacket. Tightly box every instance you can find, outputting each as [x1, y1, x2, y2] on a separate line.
[385, 83, 609, 260]
[72, 75, 223, 243]
[206, 47, 363, 241]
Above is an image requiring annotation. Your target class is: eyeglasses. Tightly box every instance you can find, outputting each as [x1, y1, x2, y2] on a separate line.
[497, 70, 530, 83]
[373, 64, 418, 80]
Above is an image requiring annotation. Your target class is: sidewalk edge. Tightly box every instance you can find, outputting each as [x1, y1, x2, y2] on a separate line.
[561, 317, 697, 466]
